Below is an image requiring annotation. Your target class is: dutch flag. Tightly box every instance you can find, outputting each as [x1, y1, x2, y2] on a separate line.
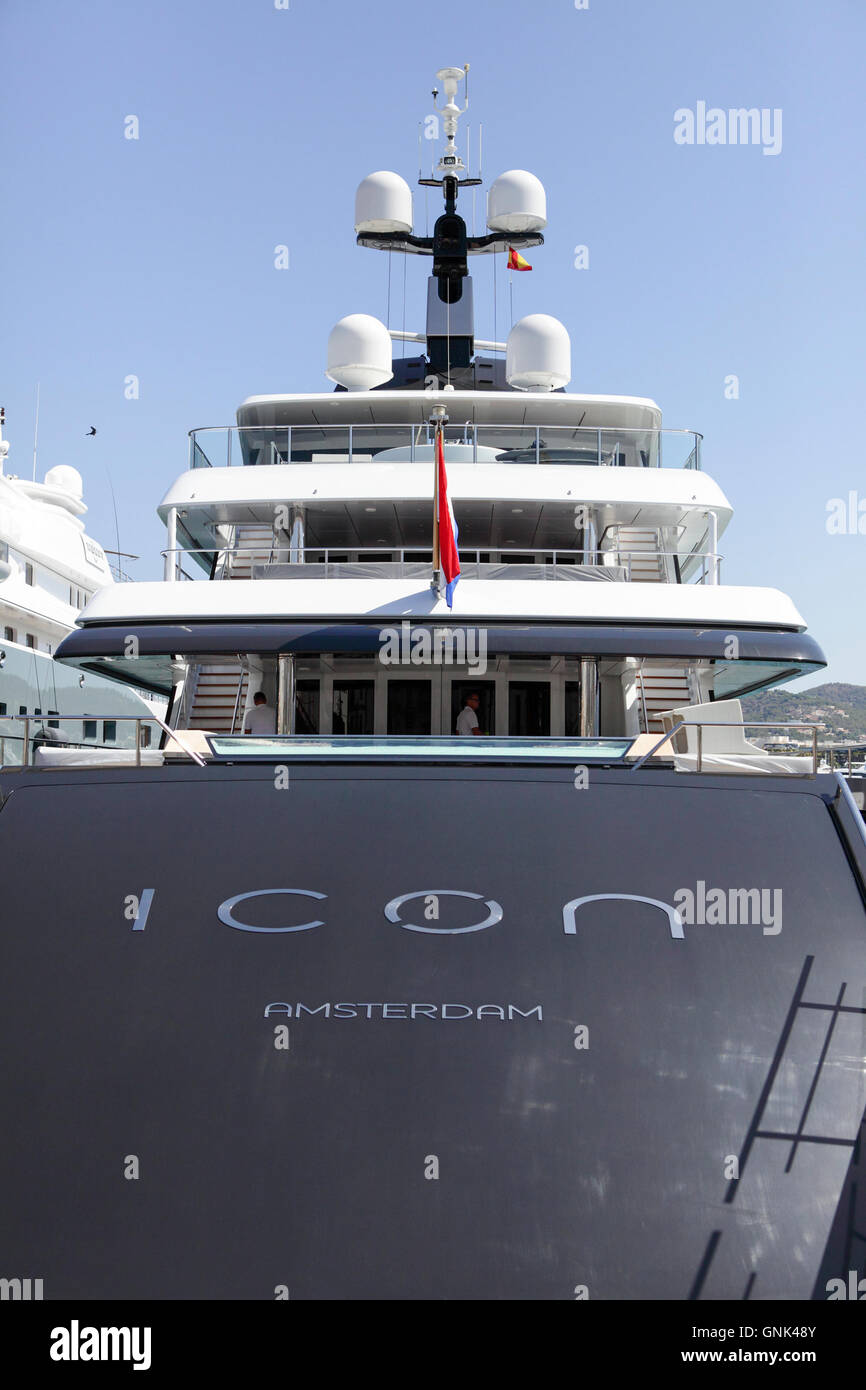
[437, 429, 461, 608]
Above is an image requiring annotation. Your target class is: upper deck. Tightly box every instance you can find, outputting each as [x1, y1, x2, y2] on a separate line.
[160, 389, 716, 587]
[191, 389, 696, 472]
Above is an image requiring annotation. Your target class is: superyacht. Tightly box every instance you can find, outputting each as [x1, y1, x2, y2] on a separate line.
[0, 407, 160, 762]
[1, 67, 864, 1302]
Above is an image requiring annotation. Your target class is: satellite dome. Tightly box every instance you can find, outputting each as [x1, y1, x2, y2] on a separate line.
[326, 314, 393, 391]
[487, 170, 547, 234]
[506, 315, 571, 391]
[355, 171, 413, 234]
[44, 464, 84, 498]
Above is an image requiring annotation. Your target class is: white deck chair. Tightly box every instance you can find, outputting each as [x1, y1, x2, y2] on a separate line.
[658, 699, 813, 775]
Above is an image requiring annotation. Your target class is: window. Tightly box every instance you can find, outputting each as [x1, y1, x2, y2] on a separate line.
[18, 705, 27, 716]
[565, 682, 582, 738]
[3, 626, 14, 642]
[332, 681, 374, 736]
[48, 711, 60, 729]
[387, 680, 432, 736]
[103, 720, 117, 742]
[25, 562, 34, 585]
[451, 681, 496, 736]
[0, 702, 6, 715]
[25, 634, 37, 649]
[508, 682, 551, 737]
[295, 680, 320, 735]
[83, 721, 97, 740]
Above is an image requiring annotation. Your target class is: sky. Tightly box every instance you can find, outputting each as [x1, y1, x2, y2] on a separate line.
[1, 0, 863, 686]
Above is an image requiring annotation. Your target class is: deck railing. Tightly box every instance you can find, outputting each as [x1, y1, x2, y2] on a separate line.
[159, 544, 723, 584]
[188, 423, 702, 471]
[1, 714, 830, 780]
[0, 714, 205, 769]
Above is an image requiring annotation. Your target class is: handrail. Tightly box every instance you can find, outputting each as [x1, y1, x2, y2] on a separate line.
[637, 661, 649, 734]
[630, 722, 686, 772]
[630, 722, 823, 775]
[159, 543, 723, 582]
[189, 423, 702, 440]
[230, 664, 246, 735]
[187, 422, 703, 471]
[0, 714, 206, 769]
[148, 713, 206, 767]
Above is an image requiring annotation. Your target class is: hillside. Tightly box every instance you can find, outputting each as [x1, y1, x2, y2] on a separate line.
[740, 683, 866, 744]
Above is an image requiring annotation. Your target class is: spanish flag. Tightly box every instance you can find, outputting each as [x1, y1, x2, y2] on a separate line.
[507, 247, 532, 271]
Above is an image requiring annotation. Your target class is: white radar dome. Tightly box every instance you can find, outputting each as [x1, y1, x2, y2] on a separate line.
[506, 315, 571, 391]
[44, 464, 83, 498]
[487, 170, 547, 234]
[355, 171, 413, 234]
[326, 314, 394, 391]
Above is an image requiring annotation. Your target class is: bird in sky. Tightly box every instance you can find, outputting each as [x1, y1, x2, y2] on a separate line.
[86, 425, 97, 436]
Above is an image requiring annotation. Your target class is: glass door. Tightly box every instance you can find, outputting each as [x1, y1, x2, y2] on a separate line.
[332, 680, 375, 735]
[508, 681, 551, 737]
[387, 680, 432, 735]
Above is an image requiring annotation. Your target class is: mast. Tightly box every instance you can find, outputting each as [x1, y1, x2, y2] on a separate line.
[354, 64, 543, 387]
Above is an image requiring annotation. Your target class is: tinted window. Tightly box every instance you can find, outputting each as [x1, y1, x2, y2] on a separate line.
[332, 682, 374, 736]
[509, 682, 551, 737]
[387, 680, 432, 735]
[296, 680, 320, 735]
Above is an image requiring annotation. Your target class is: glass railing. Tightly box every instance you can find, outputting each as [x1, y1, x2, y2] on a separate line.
[188, 424, 702, 471]
[208, 735, 636, 761]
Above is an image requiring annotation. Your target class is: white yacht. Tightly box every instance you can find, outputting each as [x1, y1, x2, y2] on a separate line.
[0, 408, 160, 762]
[2, 68, 864, 1302]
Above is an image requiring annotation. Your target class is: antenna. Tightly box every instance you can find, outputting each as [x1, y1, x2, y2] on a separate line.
[105, 466, 122, 567]
[31, 382, 40, 482]
[432, 65, 469, 177]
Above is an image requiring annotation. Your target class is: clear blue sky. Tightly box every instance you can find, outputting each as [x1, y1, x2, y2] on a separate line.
[1, 0, 863, 685]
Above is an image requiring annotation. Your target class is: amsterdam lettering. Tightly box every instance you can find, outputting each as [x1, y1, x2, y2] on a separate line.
[264, 1002, 543, 1021]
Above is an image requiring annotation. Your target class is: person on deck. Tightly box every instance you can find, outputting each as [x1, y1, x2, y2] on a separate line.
[244, 691, 277, 736]
[456, 691, 482, 736]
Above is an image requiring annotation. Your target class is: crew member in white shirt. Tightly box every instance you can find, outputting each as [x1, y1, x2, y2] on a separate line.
[244, 691, 277, 736]
[455, 691, 482, 736]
